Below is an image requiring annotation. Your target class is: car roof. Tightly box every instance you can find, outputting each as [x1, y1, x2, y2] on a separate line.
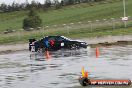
[39, 36, 71, 41]
[49, 35, 60, 37]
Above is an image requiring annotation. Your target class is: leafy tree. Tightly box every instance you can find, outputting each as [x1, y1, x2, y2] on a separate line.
[68, 0, 74, 5]
[44, 0, 52, 8]
[65, 0, 75, 5]
[43, 0, 51, 11]
[94, 0, 104, 2]
[53, 0, 62, 9]
[60, 0, 64, 6]
[23, 8, 42, 30]
[0, 3, 7, 12]
[75, 0, 81, 3]
[0, 0, 107, 13]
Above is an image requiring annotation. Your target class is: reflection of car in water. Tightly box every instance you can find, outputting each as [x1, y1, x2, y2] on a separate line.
[30, 49, 89, 60]
[29, 36, 88, 52]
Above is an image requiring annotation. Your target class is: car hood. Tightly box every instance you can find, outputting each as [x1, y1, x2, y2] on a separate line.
[70, 39, 87, 44]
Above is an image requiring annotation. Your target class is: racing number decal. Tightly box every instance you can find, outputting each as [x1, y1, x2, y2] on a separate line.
[61, 43, 64, 46]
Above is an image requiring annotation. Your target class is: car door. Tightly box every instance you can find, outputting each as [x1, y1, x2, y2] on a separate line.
[56, 36, 74, 49]
[55, 36, 67, 49]
[47, 36, 56, 50]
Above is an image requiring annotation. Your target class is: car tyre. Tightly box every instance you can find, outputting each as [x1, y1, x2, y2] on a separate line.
[70, 44, 79, 50]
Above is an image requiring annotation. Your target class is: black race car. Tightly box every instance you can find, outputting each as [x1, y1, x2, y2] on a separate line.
[29, 36, 88, 52]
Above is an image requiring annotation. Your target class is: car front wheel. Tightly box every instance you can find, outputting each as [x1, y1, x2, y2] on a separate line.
[70, 44, 79, 50]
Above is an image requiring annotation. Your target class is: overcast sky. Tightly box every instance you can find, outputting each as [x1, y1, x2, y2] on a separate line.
[0, 0, 58, 5]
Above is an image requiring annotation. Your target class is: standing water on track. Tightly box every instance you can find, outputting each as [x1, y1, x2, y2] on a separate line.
[0, 45, 132, 88]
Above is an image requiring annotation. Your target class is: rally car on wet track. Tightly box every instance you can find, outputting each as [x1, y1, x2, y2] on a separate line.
[29, 36, 88, 52]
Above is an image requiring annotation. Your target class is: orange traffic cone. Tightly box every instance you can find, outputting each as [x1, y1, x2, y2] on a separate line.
[45, 50, 51, 59]
[96, 47, 100, 58]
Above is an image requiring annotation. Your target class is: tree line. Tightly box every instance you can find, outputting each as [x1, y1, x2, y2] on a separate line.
[0, 0, 106, 13]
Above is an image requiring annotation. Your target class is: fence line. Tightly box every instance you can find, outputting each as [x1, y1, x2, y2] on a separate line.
[1, 16, 132, 35]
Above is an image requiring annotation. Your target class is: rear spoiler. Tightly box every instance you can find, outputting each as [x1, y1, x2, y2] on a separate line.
[29, 39, 36, 52]
[29, 39, 36, 44]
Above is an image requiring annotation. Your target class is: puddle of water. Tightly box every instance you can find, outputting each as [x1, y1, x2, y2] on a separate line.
[0, 45, 132, 88]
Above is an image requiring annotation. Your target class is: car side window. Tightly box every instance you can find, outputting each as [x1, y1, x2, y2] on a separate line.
[56, 36, 65, 41]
